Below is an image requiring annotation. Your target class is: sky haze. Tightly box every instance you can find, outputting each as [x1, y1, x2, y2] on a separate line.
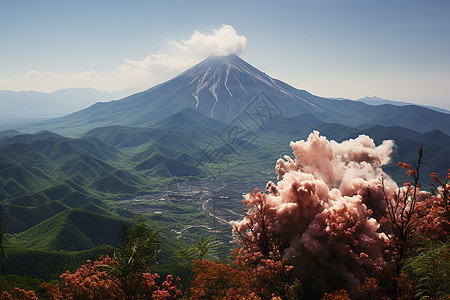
[1, 0, 449, 109]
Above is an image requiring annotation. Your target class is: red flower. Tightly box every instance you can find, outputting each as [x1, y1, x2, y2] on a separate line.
[397, 162, 412, 170]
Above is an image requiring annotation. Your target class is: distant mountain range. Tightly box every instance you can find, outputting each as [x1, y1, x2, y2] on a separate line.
[0, 88, 129, 121]
[332, 96, 449, 114]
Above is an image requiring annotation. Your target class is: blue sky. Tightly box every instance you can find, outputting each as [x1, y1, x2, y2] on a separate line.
[1, 0, 449, 109]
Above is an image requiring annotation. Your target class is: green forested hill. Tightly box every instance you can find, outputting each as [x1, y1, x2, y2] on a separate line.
[13, 208, 128, 251]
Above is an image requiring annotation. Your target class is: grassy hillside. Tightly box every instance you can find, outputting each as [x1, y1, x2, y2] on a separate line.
[13, 208, 129, 251]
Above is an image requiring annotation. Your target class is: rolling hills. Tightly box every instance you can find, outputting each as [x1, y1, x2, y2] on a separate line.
[1, 108, 448, 236]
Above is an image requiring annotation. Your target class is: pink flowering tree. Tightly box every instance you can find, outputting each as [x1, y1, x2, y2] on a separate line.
[233, 131, 396, 297]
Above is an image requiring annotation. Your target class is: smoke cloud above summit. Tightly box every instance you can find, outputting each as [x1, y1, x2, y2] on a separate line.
[116, 25, 247, 88]
[174, 24, 247, 57]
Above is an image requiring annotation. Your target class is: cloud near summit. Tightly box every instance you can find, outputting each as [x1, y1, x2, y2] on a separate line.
[174, 24, 247, 56]
[2, 25, 247, 93]
[118, 24, 247, 80]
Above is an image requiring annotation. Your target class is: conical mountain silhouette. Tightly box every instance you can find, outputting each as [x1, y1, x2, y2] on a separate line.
[31, 54, 450, 135]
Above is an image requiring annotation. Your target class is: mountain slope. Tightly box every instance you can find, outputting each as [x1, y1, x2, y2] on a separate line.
[13, 208, 129, 251]
[0, 129, 21, 139]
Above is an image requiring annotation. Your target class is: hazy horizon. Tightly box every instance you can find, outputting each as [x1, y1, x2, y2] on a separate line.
[1, 0, 449, 110]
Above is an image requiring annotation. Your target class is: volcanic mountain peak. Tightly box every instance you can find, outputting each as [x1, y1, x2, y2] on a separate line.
[178, 54, 272, 86]
[171, 54, 317, 116]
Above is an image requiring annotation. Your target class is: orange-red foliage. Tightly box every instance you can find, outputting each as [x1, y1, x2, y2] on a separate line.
[321, 289, 351, 300]
[357, 277, 381, 299]
[413, 194, 450, 241]
[395, 273, 414, 300]
[430, 169, 450, 214]
[0, 288, 38, 300]
[41, 255, 182, 300]
[188, 259, 259, 300]
[397, 162, 412, 170]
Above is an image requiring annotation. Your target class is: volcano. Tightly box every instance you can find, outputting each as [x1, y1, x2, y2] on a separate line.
[29, 54, 450, 136]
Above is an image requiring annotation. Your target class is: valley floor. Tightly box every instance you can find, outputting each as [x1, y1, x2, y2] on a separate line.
[116, 179, 261, 249]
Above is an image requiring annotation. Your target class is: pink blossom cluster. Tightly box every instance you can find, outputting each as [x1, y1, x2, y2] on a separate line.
[233, 131, 398, 292]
